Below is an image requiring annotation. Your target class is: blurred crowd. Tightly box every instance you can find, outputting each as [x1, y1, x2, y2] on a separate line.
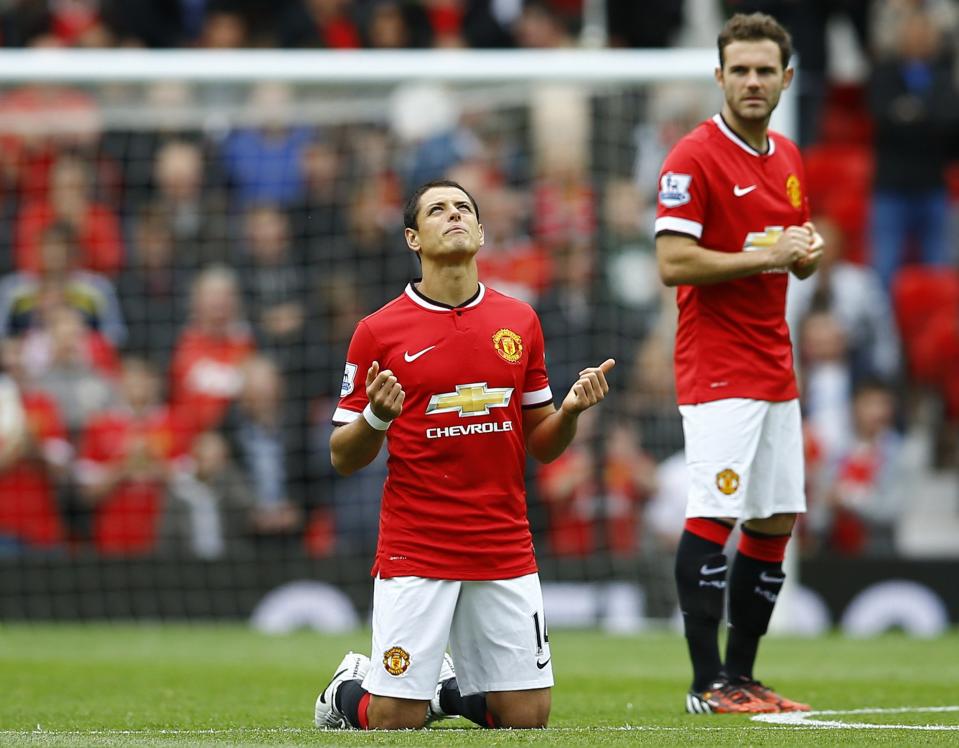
[0, 0, 681, 50]
[0, 0, 958, 563]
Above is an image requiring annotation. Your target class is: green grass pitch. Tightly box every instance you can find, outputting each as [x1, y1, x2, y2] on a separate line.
[2, 625, 958, 746]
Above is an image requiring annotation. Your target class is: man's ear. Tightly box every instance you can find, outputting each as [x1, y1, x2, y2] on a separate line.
[782, 66, 794, 90]
[405, 227, 420, 252]
[478, 222, 484, 246]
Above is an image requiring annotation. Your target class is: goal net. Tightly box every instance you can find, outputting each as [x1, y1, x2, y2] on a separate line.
[0, 48, 795, 630]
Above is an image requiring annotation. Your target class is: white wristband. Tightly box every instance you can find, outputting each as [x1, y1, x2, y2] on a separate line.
[362, 403, 392, 431]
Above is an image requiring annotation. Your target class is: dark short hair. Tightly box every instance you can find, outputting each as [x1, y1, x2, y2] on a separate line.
[403, 179, 480, 230]
[718, 12, 793, 70]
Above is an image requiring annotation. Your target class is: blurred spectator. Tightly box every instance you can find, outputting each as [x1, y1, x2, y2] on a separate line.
[220, 82, 312, 208]
[786, 216, 900, 383]
[28, 306, 116, 436]
[304, 270, 368, 402]
[15, 153, 124, 277]
[0, 337, 71, 552]
[150, 139, 231, 267]
[809, 378, 908, 556]
[514, 0, 575, 48]
[99, 83, 206, 214]
[473, 180, 551, 304]
[117, 205, 192, 369]
[536, 409, 655, 557]
[240, 203, 307, 391]
[220, 356, 303, 538]
[313, 398, 385, 553]
[75, 357, 184, 555]
[169, 266, 255, 436]
[0, 0, 114, 48]
[103, 0, 198, 47]
[606, 1, 683, 48]
[0, 84, 101, 226]
[536, 239, 639, 410]
[868, 5, 959, 289]
[162, 431, 256, 558]
[277, 0, 362, 48]
[197, 6, 249, 48]
[0, 221, 126, 346]
[798, 309, 854, 467]
[622, 329, 685, 462]
[600, 178, 660, 317]
[345, 174, 417, 310]
[291, 136, 350, 273]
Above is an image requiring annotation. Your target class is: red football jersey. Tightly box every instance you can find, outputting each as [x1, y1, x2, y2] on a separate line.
[169, 326, 255, 436]
[0, 392, 69, 547]
[655, 115, 810, 404]
[334, 283, 553, 581]
[76, 406, 184, 555]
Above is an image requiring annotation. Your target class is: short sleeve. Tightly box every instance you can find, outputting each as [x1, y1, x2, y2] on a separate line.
[654, 140, 709, 240]
[332, 320, 379, 425]
[522, 313, 553, 409]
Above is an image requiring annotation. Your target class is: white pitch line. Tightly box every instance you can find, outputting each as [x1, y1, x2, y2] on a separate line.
[0, 726, 826, 736]
[753, 705, 959, 731]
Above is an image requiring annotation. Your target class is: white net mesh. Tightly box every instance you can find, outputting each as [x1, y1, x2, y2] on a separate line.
[0, 49, 747, 625]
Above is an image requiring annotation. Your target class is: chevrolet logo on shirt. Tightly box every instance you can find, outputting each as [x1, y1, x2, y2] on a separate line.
[426, 383, 514, 417]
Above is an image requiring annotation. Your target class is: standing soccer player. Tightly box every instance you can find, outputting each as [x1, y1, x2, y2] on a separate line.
[315, 179, 614, 730]
[655, 13, 823, 714]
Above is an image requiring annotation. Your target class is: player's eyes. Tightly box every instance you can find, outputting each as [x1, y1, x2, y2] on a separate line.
[458, 203, 472, 213]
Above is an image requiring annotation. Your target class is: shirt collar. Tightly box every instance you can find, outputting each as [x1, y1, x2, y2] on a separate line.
[404, 281, 485, 311]
[712, 113, 776, 157]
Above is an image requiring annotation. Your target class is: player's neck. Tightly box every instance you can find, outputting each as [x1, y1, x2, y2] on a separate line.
[720, 106, 769, 153]
[417, 263, 479, 308]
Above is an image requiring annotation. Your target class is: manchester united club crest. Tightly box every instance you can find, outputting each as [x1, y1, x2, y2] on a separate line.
[785, 174, 802, 210]
[716, 468, 740, 496]
[383, 646, 411, 676]
[492, 328, 523, 364]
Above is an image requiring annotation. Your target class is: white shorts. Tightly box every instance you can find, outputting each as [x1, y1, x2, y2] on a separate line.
[679, 398, 805, 520]
[363, 573, 554, 699]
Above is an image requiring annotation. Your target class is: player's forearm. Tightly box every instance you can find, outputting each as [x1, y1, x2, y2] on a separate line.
[657, 242, 774, 286]
[329, 420, 388, 476]
[526, 407, 579, 464]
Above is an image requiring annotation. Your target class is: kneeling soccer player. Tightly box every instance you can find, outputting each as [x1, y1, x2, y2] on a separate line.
[314, 179, 615, 729]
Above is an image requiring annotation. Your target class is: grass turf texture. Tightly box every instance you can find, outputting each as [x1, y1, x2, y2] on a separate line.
[2, 625, 958, 746]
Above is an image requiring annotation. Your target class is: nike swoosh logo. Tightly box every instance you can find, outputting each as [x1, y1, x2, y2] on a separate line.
[759, 572, 785, 584]
[536, 658, 551, 670]
[318, 668, 347, 704]
[404, 345, 436, 363]
[733, 184, 757, 197]
[700, 564, 728, 575]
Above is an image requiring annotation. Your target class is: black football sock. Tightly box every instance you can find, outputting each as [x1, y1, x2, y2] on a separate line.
[335, 680, 370, 729]
[675, 523, 732, 692]
[725, 541, 787, 681]
[438, 677, 495, 727]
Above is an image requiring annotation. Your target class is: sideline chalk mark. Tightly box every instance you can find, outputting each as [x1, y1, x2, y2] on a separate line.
[753, 705, 959, 730]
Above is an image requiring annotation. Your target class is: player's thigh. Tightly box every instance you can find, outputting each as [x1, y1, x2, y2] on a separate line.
[486, 687, 551, 729]
[449, 573, 554, 696]
[742, 398, 805, 520]
[364, 575, 459, 700]
[680, 398, 767, 519]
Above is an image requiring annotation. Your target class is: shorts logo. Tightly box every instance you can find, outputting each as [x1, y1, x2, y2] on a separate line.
[786, 174, 802, 209]
[658, 172, 692, 208]
[383, 646, 410, 676]
[716, 468, 740, 496]
[492, 328, 523, 364]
